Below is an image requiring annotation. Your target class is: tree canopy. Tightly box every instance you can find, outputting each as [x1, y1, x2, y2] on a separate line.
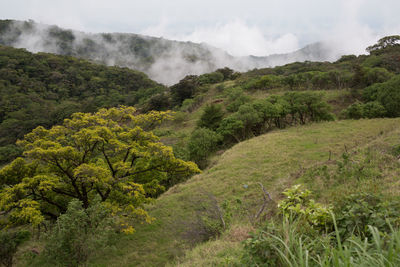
[0, 45, 165, 164]
[366, 35, 400, 54]
[0, 106, 200, 232]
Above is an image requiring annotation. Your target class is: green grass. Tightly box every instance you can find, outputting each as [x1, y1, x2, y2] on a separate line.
[78, 118, 400, 266]
[241, 215, 400, 267]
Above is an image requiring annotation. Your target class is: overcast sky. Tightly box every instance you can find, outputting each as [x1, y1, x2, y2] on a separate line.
[1, 0, 399, 56]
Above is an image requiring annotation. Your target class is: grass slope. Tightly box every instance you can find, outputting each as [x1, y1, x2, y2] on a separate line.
[86, 118, 400, 266]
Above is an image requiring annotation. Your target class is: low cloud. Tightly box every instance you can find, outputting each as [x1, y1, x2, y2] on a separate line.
[143, 20, 300, 57]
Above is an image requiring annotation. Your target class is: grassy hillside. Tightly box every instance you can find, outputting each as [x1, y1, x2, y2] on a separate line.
[3, 36, 400, 266]
[74, 118, 400, 266]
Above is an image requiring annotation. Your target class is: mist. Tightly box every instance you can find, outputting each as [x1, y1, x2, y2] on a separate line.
[1, 12, 399, 85]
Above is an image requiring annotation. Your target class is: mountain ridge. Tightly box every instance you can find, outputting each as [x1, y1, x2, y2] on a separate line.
[0, 19, 338, 84]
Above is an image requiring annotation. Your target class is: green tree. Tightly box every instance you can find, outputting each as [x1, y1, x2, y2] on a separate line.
[197, 104, 224, 131]
[342, 102, 365, 119]
[364, 74, 400, 117]
[366, 35, 400, 54]
[0, 230, 30, 267]
[217, 116, 245, 143]
[187, 128, 221, 168]
[198, 72, 224, 85]
[362, 101, 386, 118]
[215, 67, 235, 80]
[225, 87, 251, 112]
[235, 104, 263, 137]
[43, 198, 116, 266]
[170, 75, 199, 106]
[283, 92, 334, 124]
[0, 106, 200, 232]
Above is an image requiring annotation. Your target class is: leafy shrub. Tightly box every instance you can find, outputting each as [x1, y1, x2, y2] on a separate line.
[342, 102, 365, 119]
[226, 94, 251, 112]
[362, 101, 387, 118]
[215, 67, 235, 80]
[187, 128, 221, 168]
[363, 74, 400, 117]
[197, 104, 224, 130]
[43, 198, 117, 266]
[198, 71, 224, 85]
[278, 185, 332, 229]
[217, 92, 333, 145]
[217, 115, 245, 143]
[170, 75, 199, 106]
[283, 91, 334, 124]
[234, 103, 263, 137]
[144, 92, 171, 111]
[243, 75, 283, 90]
[242, 218, 325, 266]
[343, 101, 386, 119]
[0, 230, 30, 267]
[0, 145, 22, 166]
[180, 99, 196, 112]
[224, 87, 251, 112]
[335, 193, 400, 240]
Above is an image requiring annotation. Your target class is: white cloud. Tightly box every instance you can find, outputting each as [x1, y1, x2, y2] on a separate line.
[143, 20, 300, 57]
[317, 0, 399, 57]
[1, 0, 399, 58]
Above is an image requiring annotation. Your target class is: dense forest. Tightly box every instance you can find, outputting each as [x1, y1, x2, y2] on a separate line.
[0, 45, 165, 164]
[0, 34, 400, 267]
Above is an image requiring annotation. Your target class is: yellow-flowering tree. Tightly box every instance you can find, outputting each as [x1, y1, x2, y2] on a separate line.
[0, 106, 200, 232]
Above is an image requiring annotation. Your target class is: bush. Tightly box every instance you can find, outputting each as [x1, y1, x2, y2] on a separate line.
[198, 72, 224, 85]
[343, 101, 386, 119]
[283, 91, 334, 124]
[0, 230, 30, 267]
[215, 67, 235, 80]
[43, 198, 117, 266]
[180, 99, 196, 112]
[243, 75, 283, 90]
[170, 75, 199, 106]
[224, 87, 251, 112]
[335, 193, 400, 240]
[197, 104, 224, 131]
[342, 102, 364, 119]
[187, 128, 221, 168]
[363, 74, 400, 117]
[144, 92, 171, 111]
[0, 145, 22, 165]
[217, 115, 245, 144]
[278, 185, 332, 229]
[362, 101, 386, 118]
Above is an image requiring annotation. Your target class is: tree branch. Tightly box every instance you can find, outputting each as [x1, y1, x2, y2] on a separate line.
[101, 145, 116, 176]
[254, 182, 273, 221]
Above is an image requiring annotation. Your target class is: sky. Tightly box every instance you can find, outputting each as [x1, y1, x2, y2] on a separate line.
[1, 0, 400, 56]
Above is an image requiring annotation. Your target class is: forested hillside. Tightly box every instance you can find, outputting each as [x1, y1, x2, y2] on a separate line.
[0, 35, 400, 267]
[0, 19, 338, 84]
[146, 36, 400, 170]
[0, 45, 164, 164]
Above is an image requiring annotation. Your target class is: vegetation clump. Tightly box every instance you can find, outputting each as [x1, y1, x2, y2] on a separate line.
[0, 106, 200, 232]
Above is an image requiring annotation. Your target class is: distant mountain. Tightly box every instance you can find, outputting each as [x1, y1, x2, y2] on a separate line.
[245, 42, 338, 68]
[0, 20, 339, 84]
